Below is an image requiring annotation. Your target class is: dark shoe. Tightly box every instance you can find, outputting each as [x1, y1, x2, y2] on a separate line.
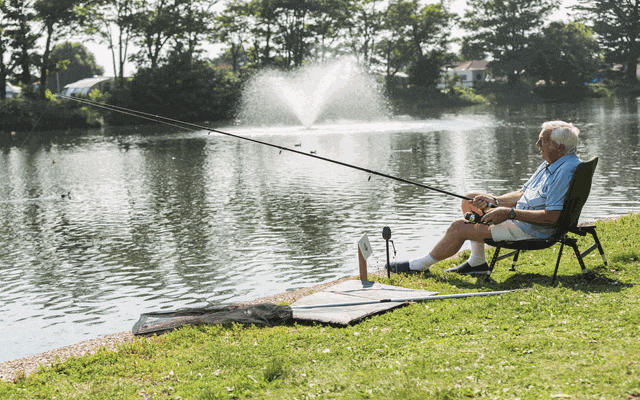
[445, 261, 490, 276]
[385, 261, 428, 274]
[385, 260, 410, 273]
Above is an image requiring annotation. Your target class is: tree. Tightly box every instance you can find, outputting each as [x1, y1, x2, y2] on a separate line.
[80, 0, 137, 83]
[461, 0, 559, 84]
[247, 0, 279, 67]
[527, 22, 601, 87]
[381, 0, 455, 87]
[128, 0, 180, 69]
[345, 0, 384, 69]
[307, 0, 352, 62]
[271, 0, 318, 68]
[34, 0, 83, 98]
[4, 0, 39, 87]
[124, 48, 242, 123]
[46, 42, 104, 93]
[575, 0, 640, 83]
[214, 0, 252, 71]
[175, 0, 217, 64]
[1, 0, 9, 99]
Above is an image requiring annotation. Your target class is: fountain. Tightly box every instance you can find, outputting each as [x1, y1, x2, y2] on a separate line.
[237, 58, 389, 128]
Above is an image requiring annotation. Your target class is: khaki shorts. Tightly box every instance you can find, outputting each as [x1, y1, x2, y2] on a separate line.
[490, 220, 537, 241]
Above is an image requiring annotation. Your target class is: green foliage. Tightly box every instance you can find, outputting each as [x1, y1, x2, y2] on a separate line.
[475, 81, 544, 106]
[105, 49, 242, 125]
[0, 97, 96, 134]
[449, 85, 488, 105]
[381, 0, 455, 85]
[575, 0, 640, 83]
[389, 84, 487, 115]
[527, 22, 601, 88]
[407, 53, 445, 88]
[462, 0, 559, 84]
[586, 83, 611, 98]
[46, 42, 104, 93]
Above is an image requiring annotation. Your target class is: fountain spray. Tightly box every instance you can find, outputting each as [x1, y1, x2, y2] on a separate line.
[237, 58, 389, 128]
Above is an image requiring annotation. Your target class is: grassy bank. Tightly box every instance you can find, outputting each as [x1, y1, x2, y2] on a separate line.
[2, 214, 640, 399]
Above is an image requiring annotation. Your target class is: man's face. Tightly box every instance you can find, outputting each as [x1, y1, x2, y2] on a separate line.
[536, 129, 565, 164]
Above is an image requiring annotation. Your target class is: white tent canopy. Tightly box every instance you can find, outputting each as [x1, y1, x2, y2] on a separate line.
[5, 84, 21, 98]
[61, 76, 114, 97]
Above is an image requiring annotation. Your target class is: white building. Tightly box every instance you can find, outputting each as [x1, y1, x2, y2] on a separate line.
[440, 61, 491, 88]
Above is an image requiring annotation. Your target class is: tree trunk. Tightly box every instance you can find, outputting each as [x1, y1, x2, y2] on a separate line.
[39, 25, 54, 99]
[0, 42, 6, 100]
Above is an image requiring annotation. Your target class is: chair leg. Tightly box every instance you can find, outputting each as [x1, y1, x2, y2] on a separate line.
[566, 239, 589, 275]
[509, 250, 521, 271]
[575, 226, 607, 266]
[589, 229, 607, 266]
[552, 241, 566, 285]
[485, 247, 501, 282]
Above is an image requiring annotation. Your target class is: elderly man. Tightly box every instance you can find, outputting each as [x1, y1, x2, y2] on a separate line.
[387, 120, 582, 276]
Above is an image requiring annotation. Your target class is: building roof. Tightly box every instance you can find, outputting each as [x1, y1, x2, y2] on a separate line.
[453, 61, 488, 71]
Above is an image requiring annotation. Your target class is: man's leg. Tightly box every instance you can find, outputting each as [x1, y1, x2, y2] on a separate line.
[460, 192, 491, 267]
[389, 219, 493, 273]
[386, 192, 494, 273]
[429, 219, 493, 261]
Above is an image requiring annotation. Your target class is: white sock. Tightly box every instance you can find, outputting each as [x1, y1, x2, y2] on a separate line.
[409, 253, 438, 271]
[467, 241, 487, 266]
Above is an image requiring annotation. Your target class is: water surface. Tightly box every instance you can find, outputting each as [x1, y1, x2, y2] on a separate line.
[1, 97, 639, 361]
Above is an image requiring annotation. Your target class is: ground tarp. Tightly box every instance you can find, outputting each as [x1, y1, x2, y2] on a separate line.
[290, 280, 438, 325]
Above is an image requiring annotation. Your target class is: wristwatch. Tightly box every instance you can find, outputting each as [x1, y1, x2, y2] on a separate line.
[508, 207, 516, 220]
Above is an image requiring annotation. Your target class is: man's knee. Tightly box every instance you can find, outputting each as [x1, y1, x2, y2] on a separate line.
[446, 218, 468, 237]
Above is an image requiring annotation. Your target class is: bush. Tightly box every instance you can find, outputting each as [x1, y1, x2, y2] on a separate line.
[448, 85, 487, 105]
[0, 96, 96, 133]
[106, 51, 243, 126]
[475, 81, 543, 106]
[587, 83, 612, 98]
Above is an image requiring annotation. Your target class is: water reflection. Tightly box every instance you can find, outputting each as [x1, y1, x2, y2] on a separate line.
[1, 97, 639, 361]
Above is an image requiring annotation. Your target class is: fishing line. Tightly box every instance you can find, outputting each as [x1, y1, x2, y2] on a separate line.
[20, 99, 54, 146]
[56, 94, 475, 202]
[290, 289, 527, 309]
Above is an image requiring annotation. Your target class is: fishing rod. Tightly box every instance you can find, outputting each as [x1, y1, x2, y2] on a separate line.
[290, 289, 524, 309]
[56, 94, 476, 202]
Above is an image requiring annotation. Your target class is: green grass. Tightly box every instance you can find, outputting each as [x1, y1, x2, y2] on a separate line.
[3, 214, 640, 399]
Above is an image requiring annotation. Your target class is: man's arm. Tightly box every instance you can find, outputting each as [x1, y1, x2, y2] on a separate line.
[470, 190, 523, 210]
[510, 208, 561, 225]
[481, 206, 561, 226]
[494, 190, 524, 208]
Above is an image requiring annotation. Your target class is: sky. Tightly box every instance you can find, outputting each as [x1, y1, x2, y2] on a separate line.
[84, 0, 578, 77]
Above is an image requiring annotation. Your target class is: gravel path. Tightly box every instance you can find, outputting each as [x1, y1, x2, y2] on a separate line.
[0, 269, 387, 382]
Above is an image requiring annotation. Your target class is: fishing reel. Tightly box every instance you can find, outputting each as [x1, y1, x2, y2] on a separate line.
[464, 212, 490, 225]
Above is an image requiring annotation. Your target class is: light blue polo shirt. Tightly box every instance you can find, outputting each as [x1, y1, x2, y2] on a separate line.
[513, 153, 581, 239]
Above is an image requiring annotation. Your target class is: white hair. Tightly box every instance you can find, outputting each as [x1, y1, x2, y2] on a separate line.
[542, 120, 580, 155]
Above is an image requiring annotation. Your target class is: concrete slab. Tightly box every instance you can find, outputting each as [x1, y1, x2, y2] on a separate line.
[291, 280, 438, 326]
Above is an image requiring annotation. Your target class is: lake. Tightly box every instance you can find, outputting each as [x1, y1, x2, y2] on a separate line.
[1, 96, 639, 362]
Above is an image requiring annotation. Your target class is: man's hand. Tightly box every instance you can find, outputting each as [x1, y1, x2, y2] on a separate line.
[469, 195, 496, 211]
[480, 207, 510, 225]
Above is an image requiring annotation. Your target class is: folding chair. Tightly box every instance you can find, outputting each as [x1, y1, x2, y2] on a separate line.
[484, 156, 606, 284]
